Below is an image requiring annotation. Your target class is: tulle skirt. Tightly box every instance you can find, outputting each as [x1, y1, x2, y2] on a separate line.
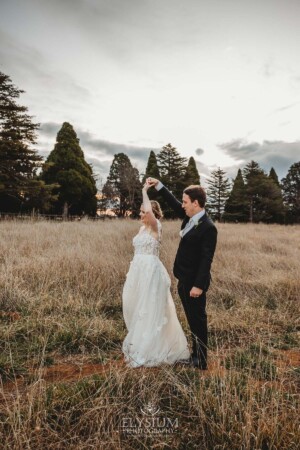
[122, 254, 190, 367]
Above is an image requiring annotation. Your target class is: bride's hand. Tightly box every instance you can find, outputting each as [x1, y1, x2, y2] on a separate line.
[146, 177, 158, 187]
[143, 181, 151, 191]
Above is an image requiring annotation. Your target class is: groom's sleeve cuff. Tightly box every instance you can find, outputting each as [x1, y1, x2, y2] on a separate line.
[155, 181, 164, 191]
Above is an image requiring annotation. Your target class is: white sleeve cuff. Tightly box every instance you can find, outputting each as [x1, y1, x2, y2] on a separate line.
[155, 181, 164, 191]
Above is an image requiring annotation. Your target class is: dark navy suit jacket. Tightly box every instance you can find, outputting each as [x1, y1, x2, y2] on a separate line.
[159, 186, 217, 291]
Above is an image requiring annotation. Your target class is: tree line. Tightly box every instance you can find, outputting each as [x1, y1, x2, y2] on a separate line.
[102, 148, 300, 224]
[1, 71, 299, 223]
[101, 144, 200, 218]
[207, 163, 300, 224]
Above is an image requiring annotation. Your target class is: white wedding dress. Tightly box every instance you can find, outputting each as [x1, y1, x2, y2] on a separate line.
[122, 220, 190, 367]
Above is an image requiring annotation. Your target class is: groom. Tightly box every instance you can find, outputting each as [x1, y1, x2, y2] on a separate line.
[147, 178, 217, 370]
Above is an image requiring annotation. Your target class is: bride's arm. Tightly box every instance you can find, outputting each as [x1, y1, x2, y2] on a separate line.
[142, 183, 158, 233]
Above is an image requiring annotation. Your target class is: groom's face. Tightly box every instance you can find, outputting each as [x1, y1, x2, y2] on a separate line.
[182, 193, 199, 217]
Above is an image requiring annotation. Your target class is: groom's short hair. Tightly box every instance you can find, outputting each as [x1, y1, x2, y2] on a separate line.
[183, 185, 206, 208]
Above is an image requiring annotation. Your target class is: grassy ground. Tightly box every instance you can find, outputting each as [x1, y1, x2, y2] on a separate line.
[0, 220, 299, 449]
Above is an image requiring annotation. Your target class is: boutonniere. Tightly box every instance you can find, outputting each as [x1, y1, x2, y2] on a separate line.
[194, 219, 203, 230]
[179, 218, 203, 238]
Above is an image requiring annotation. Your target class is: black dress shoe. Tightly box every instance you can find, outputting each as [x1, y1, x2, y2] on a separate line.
[175, 358, 191, 366]
[191, 356, 207, 370]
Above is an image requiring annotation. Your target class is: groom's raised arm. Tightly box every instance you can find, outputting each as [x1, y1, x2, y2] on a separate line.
[155, 181, 186, 219]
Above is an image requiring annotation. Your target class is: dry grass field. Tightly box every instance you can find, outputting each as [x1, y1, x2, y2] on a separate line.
[0, 219, 299, 449]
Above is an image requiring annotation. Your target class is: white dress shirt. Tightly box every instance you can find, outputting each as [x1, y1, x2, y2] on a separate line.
[180, 210, 205, 237]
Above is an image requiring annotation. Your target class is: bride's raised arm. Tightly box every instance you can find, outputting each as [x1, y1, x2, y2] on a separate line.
[142, 181, 158, 233]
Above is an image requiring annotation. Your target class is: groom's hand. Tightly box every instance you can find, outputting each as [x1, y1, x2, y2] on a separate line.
[190, 287, 203, 298]
[146, 177, 159, 187]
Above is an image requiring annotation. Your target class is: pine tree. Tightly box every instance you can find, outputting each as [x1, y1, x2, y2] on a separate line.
[0, 71, 43, 212]
[244, 161, 283, 223]
[269, 167, 280, 186]
[243, 161, 265, 222]
[142, 150, 160, 201]
[142, 150, 160, 183]
[206, 168, 231, 221]
[103, 153, 141, 217]
[156, 143, 187, 217]
[41, 122, 97, 217]
[157, 143, 187, 196]
[281, 161, 300, 223]
[223, 168, 248, 222]
[268, 167, 284, 222]
[184, 156, 200, 186]
[24, 180, 59, 216]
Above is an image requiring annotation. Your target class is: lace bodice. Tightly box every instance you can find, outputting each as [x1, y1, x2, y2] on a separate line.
[133, 220, 162, 257]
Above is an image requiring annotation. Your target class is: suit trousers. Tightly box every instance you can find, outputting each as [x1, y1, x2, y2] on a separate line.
[177, 280, 208, 366]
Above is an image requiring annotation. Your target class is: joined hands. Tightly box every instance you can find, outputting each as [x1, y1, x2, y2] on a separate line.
[143, 180, 152, 191]
[146, 177, 159, 188]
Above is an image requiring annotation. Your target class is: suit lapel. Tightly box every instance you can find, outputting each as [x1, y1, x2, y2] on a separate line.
[181, 216, 190, 230]
[181, 212, 208, 237]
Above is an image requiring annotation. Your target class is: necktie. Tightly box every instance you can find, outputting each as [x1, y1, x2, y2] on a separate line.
[180, 218, 193, 237]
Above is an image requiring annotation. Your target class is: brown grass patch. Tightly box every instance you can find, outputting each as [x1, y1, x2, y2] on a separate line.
[0, 220, 299, 449]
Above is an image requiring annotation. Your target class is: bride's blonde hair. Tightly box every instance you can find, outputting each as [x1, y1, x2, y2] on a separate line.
[150, 200, 163, 220]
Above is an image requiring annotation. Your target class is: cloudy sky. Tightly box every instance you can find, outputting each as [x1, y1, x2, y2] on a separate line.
[1, 0, 300, 187]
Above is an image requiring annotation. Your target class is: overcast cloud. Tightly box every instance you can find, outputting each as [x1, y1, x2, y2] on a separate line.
[220, 139, 300, 179]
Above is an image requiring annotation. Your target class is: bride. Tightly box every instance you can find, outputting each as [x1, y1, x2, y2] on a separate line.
[122, 180, 190, 367]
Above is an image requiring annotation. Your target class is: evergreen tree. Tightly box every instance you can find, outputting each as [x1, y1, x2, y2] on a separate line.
[269, 167, 280, 186]
[206, 168, 231, 221]
[24, 180, 59, 216]
[103, 153, 141, 217]
[142, 150, 160, 202]
[41, 122, 97, 217]
[243, 161, 283, 223]
[142, 150, 160, 183]
[156, 143, 187, 217]
[268, 167, 284, 222]
[157, 143, 187, 196]
[0, 71, 43, 212]
[281, 161, 300, 223]
[184, 156, 200, 186]
[223, 168, 248, 222]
